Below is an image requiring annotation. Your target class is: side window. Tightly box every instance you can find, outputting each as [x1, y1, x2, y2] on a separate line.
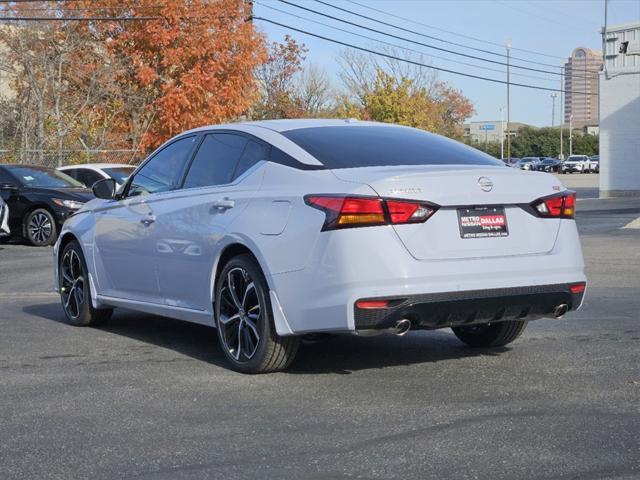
[0, 168, 14, 184]
[128, 136, 197, 197]
[76, 169, 103, 187]
[63, 169, 78, 180]
[183, 133, 247, 189]
[233, 140, 270, 180]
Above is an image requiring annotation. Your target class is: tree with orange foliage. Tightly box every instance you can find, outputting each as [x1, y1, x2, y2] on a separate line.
[76, 0, 266, 151]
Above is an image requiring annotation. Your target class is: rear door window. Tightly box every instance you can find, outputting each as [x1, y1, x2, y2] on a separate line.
[183, 133, 248, 189]
[233, 140, 270, 180]
[282, 126, 502, 169]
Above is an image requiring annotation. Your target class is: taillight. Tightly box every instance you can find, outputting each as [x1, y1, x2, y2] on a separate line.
[530, 191, 576, 219]
[355, 300, 389, 309]
[386, 199, 436, 224]
[305, 195, 438, 231]
[569, 282, 586, 294]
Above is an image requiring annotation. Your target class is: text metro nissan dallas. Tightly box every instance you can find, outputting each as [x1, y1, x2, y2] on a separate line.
[53, 119, 586, 373]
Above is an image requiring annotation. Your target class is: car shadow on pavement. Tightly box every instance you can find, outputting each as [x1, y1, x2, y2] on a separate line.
[286, 333, 508, 374]
[23, 302, 510, 374]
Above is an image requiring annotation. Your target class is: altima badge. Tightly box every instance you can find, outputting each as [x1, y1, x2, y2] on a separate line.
[478, 177, 493, 192]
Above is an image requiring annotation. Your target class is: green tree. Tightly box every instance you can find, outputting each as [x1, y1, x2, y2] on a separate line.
[340, 69, 474, 138]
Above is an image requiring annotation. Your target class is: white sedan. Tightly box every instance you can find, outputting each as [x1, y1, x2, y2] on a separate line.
[53, 119, 586, 373]
[58, 163, 136, 189]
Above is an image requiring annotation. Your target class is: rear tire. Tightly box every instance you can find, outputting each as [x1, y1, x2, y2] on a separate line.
[452, 320, 527, 348]
[215, 254, 300, 373]
[59, 240, 112, 326]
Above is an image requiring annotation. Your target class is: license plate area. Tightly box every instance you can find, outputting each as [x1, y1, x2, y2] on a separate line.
[457, 206, 509, 239]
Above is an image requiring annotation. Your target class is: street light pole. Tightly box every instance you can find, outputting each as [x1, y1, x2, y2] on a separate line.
[499, 106, 505, 160]
[569, 114, 573, 156]
[506, 40, 512, 161]
[550, 93, 557, 127]
[559, 66, 564, 160]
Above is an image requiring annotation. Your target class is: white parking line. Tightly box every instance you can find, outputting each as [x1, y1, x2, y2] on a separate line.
[622, 217, 640, 230]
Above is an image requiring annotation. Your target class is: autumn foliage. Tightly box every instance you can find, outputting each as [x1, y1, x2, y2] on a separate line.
[75, 0, 265, 150]
[0, 1, 475, 161]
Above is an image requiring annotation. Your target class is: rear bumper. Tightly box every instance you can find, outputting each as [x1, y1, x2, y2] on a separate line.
[268, 219, 586, 335]
[354, 283, 586, 331]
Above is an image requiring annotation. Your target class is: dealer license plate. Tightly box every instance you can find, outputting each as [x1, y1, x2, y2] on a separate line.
[457, 207, 509, 239]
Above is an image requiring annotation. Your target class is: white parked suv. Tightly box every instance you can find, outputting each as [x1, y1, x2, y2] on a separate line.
[53, 120, 587, 373]
[561, 155, 589, 174]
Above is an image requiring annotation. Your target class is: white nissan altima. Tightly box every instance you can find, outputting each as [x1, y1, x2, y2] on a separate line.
[53, 119, 586, 373]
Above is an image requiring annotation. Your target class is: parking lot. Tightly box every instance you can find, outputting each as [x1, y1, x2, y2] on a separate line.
[1, 174, 639, 479]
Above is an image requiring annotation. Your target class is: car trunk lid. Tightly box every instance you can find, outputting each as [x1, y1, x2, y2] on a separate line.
[331, 165, 566, 260]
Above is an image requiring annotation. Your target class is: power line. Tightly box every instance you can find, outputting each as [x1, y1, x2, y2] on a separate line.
[316, 0, 566, 70]
[276, 0, 599, 80]
[256, 1, 557, 83]
[345, 0, 565, 61]
[253, 16, 597, 96]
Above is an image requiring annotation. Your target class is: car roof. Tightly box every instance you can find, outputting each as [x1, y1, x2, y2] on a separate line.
[58, 163, 135, 170]
[0, 164, 53, 170]
[183, 118, 397, 135]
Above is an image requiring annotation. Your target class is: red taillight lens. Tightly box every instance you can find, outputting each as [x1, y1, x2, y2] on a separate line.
[305, 195, 385, 230]
[305, 195, 439, 230]
[338, 197, 386, 226]
[531, 191, 576, 219]
[355, 300, 389, 309]
[569, 282, 586, 294]
[386, 200, 437, 224]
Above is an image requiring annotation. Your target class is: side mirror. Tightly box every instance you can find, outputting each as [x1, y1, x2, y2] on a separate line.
[92, 178, 116, 200]
[0, 182, 17, 192]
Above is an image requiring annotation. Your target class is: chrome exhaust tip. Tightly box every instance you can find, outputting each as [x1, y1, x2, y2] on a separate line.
[553, 304, 569, 318]
[393, 319, 411, 336]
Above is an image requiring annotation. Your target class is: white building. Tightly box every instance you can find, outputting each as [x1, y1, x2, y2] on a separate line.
[463, 121, 532, 144]
[600, 22, 640, 197]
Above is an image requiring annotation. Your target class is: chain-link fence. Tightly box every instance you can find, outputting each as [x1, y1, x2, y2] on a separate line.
[0, 150, 143, 168]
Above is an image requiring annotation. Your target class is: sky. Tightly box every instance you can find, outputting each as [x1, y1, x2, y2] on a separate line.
[253, 0, 640, 127]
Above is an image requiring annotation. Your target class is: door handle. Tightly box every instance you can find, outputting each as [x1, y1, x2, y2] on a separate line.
[140, 215, 156, 226]
[211, 198, 235, 211]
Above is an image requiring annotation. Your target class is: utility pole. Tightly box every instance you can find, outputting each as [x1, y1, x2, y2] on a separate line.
[506, 40, 512, 161]
[559, 66, 564, 160]
[569, 114, 573, 156]
[499, 106, 505, 160]
[550, 93, 557, 127]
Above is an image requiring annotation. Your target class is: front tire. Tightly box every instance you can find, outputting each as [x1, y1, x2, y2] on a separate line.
[59, 241, 112, 326]
[215, 254, 300, 373]
[452, 320, 528, 348]
[25, 208, 57, 246]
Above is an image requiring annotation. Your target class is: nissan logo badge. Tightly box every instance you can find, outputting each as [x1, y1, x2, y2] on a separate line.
[478, 177, 493, 192]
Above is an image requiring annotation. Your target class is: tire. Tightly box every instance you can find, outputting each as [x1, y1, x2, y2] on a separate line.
[214, 254, 300, 373]
[59, 240, 112, 326]
[452, 320, 528, 348]
[25, 208, 57, 246]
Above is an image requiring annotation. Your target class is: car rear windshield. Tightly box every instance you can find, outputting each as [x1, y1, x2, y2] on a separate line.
[281, 126, 503, 169]
[6, 166, 84, 188]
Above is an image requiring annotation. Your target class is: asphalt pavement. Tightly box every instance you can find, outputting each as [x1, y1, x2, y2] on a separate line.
[0, 180, 638, 479]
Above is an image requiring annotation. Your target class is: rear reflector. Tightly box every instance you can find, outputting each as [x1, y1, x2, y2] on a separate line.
[569, 282, 586, 294]
[305, 195, 439, 230]
[531, 190, 577, 219]
[355, 300, 389, 309]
